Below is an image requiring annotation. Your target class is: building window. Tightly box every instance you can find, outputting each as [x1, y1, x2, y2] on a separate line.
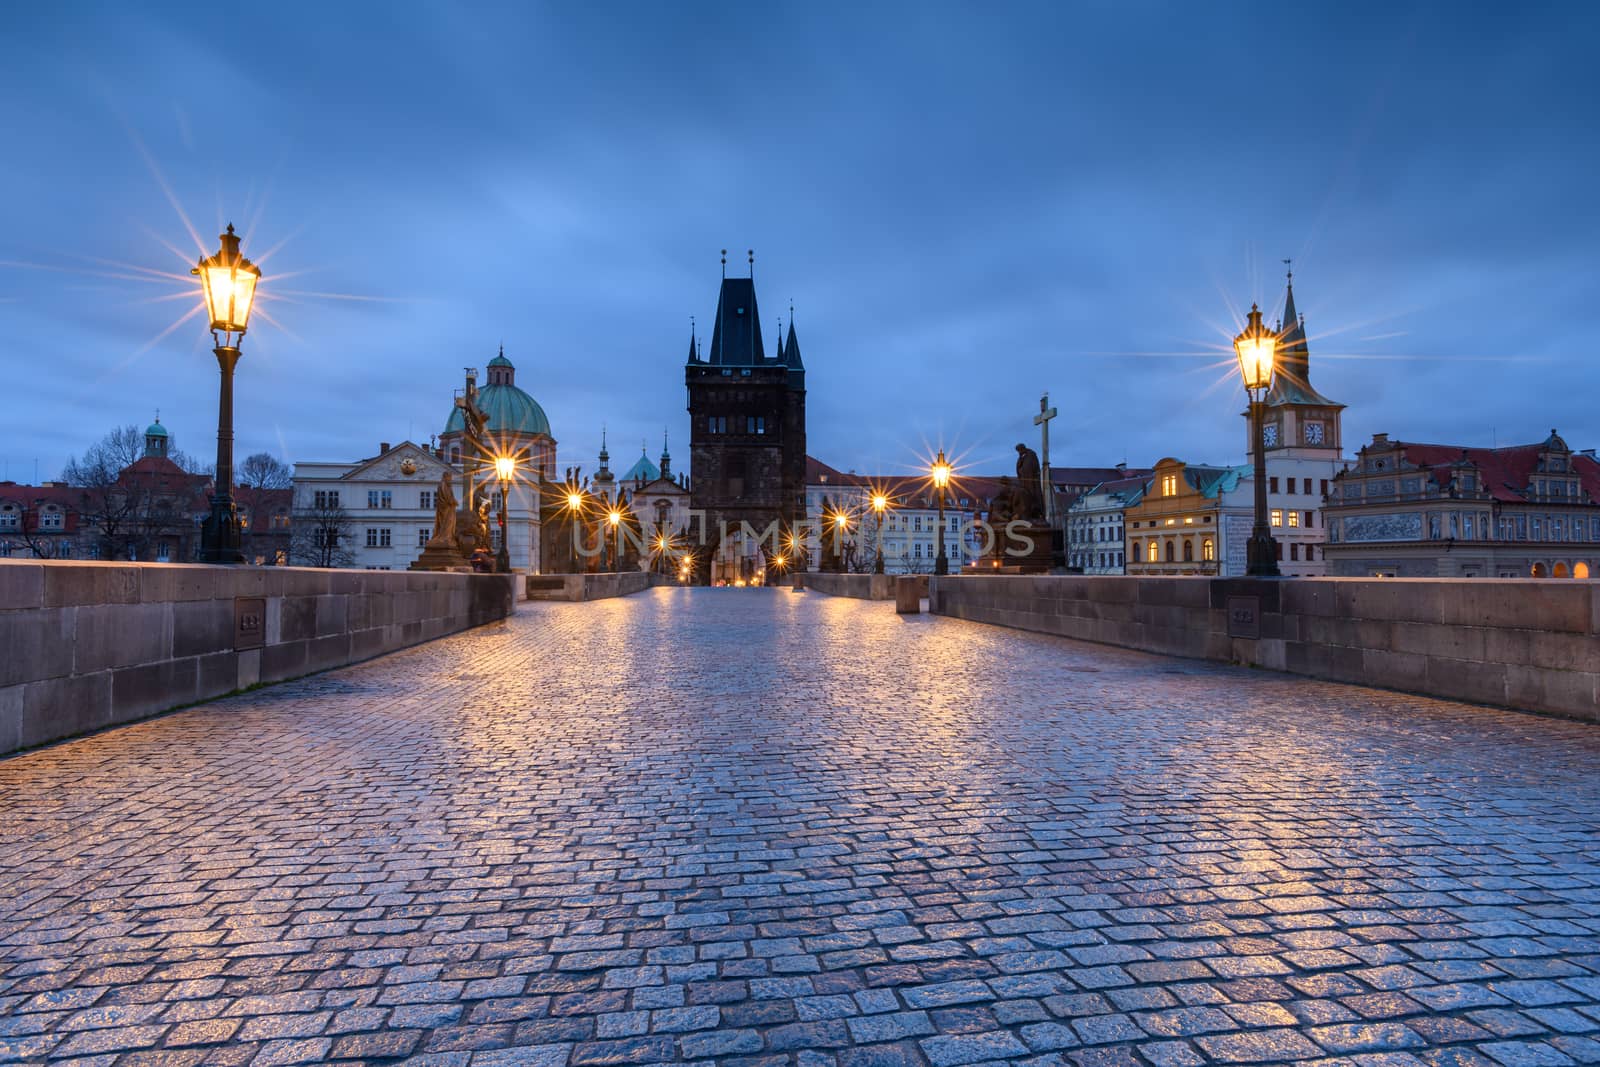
[1320, 479, 1329, 496]
[0, 507, 17, 531]
[1290, 543, 1299, 561]
[1304, 511, 1314, 528]
[314, 490, 341, 509]
[1148, 541, 1158, 562]
[1269, 477, 1279, 494]
[1161, 474, 1177, 497]
[366, 528, 379, 547]
[421, 490, 433, 509]
[1303, 478, 1312, 495]
[368, 490, 379, 508]
[1183, 539, 1193, 562]
[418, 528, 432, 547]
[1288, 510, 1299, 528]
[40, 508, 63, 530]
[1270, 509, 1283, 527]
[1202, 538, 1214, 561]
[380, 528, 391, 547]
[1164, 540, 1174, 562]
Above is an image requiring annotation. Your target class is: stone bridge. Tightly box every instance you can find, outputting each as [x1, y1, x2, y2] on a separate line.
[1, 587, 1597, 1066]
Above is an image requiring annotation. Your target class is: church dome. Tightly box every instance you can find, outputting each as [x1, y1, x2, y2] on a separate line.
[443, 351, 551, 438]
[146, 420, 168, 438]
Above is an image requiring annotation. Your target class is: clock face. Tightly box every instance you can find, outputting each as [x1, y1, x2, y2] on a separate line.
[1262, 423, 1279, 447]
[1304, 423, 1325, 444]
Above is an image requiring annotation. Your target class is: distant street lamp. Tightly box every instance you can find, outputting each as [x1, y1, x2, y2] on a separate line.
[1234, 303, 1281, 577]
[562, 485, 587, 573]
[871, 492, 889, 574]
[932, 450, 952, 576]
[493, 455, 516, 574]
[193, 224, 261, 564]
[606, 506, 623, 572]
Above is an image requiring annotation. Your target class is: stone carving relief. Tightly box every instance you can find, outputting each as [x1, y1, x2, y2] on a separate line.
[1343, 512, 1423, 543]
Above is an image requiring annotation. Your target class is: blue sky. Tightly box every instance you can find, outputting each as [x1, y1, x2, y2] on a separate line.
[2, 2, 1596, 483]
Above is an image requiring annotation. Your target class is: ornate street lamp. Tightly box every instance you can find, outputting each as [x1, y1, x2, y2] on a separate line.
[493, 455, 516, 573]
[1234, 303, 1281, 577]
[193, 224, 261, 564]
[606, 506, 623, 572]
[871, 492, 889, 574]
[561, 484, 588, 573]
[932, 450, 952, 576]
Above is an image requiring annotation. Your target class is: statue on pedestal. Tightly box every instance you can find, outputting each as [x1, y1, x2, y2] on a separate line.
[410, 472, 470, 571]
[1014, 443, 1046, 522]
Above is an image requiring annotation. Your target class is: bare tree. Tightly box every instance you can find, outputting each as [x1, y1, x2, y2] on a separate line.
[238, 452, 292, 490]
[290, 500, 354, 568]
[60, 427, 149, 560]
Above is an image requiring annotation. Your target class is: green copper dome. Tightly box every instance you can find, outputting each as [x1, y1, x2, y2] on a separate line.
[444, 353, 551, 438]
[145, 420, 168, 438]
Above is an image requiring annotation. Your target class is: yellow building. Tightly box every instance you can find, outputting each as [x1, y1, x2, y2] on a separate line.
[1124, 458, 1251, 575]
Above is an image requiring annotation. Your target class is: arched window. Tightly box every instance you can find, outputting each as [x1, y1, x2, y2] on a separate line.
[1531, 562, 1548, 578]
[1202, 538, 1215, 561]
[1553, 562, 1570, 578]
[1575, 561, 1591, 579]
[1147, 541, 1158, 562]
[1183, 539, 1194, 562]
[1164, 540, 1174, 562]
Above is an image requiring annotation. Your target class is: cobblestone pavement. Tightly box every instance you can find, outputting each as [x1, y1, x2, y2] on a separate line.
[2, 588, 1599, 1067]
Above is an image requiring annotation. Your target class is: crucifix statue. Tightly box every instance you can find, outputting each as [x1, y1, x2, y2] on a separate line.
[1033, 392, 1058, 523]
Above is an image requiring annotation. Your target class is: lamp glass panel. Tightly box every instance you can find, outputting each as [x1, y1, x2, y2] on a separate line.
[1235, 335, 1275, 390]
[230, 270, 257, 331]
[202, 265, 235, 328]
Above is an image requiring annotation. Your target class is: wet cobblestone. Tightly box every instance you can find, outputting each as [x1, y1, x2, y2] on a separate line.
[1, 586, 1598, 1065]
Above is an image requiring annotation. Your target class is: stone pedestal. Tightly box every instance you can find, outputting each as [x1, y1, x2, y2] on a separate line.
[985, 521, 1056, 573]
[409, 540, 468, 572]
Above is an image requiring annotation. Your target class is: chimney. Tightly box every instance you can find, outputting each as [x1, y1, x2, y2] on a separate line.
[380, 442, 390, 454]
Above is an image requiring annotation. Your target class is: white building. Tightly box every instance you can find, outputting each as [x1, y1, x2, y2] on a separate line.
[1066, 474, 1148, 574]
[292, 441, 543, 571]
[805, 457, 983, 573]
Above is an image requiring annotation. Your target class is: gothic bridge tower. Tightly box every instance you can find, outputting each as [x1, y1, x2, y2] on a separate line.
[685, 253, 807, 584]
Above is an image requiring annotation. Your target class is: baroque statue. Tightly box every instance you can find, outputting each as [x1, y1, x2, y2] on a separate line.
[429, 473, 457, 546]
[1014, 443, 1046, 522]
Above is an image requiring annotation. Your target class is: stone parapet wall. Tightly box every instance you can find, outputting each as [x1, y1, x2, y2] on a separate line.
[930, 575, 1599, 722]
[525, 571, 652, 601]
[799, 572, 895, 600]
[0, 560, 516, 755]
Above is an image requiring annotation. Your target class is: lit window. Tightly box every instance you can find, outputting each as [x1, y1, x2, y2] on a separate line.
[1288, 511, 1299, 528]
[1183, 516, 1194, 525]
[1147, 541, 1158, 562]
[1161, 474, 1177, 497]
[1270, 509, 1283, 527]
[1202, 538, 1215, 561]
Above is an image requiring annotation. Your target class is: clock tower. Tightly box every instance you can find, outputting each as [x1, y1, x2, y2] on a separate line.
[1240, 270, 1346, 576]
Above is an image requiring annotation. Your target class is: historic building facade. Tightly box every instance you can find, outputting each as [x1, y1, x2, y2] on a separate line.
[685, 270, 807, 584]
[1124, 459, 1251, 576]
[1065, 472, 1148, 574]
[1322, 430, 1600, 578]
[293, 442, 463, 570]
[803, 458, 988, 574]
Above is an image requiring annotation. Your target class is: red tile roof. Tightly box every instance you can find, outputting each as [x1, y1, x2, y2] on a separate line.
[1391, 438, 1600, 504]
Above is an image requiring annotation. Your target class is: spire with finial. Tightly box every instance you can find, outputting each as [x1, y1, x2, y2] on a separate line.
[748, 248, 754, 278]
[659, 427, 671, 481]
[720, 249, 726, 279]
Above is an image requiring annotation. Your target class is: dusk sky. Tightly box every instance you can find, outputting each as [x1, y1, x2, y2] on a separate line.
[2, 2, 1596, 484]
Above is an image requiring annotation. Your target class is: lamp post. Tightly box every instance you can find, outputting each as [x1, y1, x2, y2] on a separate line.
[606, 506, 622, 572]
[193, 224, 261, 564]
[562, 486, 586, 573]
[871, 492, 888, 574]
[1234, 303, 1281, 577]
[932, 450, 951, 576]
[493, 455, 516, 573]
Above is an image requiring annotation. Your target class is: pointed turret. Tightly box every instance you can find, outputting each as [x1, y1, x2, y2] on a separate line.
[1264, 269, 1333, 406]
[686, 321, 698, 365]
[707, 278, 765, 365]
[659, 429, 672, 481]
[783, 312, 805, 390]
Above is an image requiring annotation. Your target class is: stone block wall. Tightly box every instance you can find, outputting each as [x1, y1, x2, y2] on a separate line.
[525, 571, 652, 602]
[799, 572, 895, 600]
[0, 560, 516, 755]
[930, 575, 1599, 722]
